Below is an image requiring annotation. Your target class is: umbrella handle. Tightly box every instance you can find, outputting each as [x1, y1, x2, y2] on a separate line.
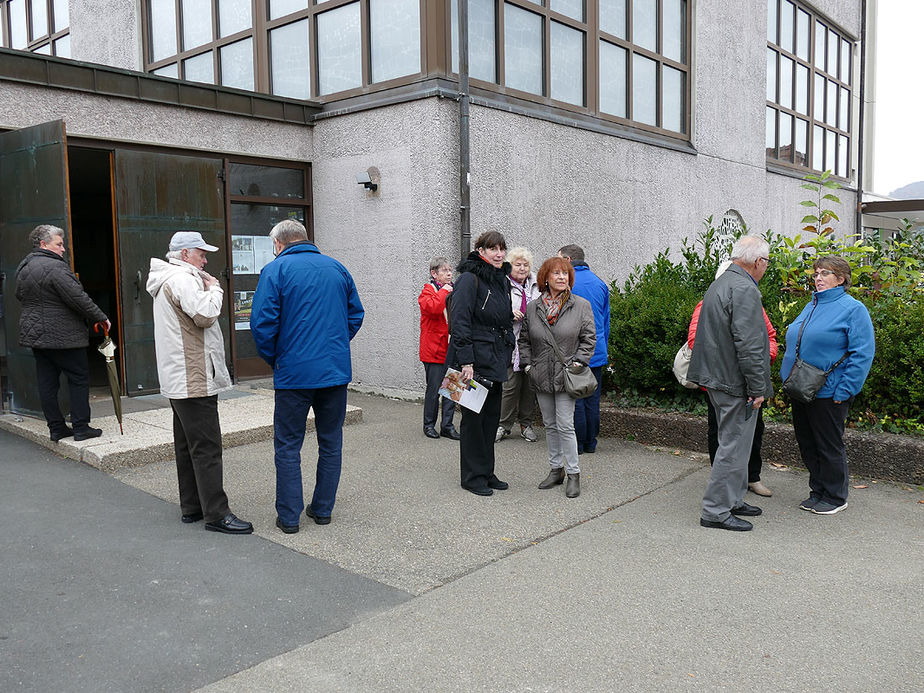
[94, 321, 109, 338]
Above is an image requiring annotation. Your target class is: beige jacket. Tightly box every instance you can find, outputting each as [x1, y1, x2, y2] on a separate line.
[146, 258, 232, 399]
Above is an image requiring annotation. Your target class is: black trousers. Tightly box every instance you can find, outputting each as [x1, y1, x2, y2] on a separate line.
[706, 393, 764, 483]
[459, 381, 503, 490]
[170, 396, 230, 522]
[422, 361, 456, 431]
[791, 398, 851, 506]
[33, 347, 91, 433]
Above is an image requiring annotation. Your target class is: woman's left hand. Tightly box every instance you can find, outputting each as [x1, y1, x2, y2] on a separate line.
[512, 309, 524, 321]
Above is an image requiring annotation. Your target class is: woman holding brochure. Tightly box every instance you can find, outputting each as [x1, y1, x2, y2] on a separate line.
[445, 231, 515, 497]
[518, 256, 596, 498]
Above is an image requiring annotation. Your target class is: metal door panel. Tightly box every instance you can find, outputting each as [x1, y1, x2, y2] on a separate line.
[114, 150, 228, 395]
[0, 120, 70, 415]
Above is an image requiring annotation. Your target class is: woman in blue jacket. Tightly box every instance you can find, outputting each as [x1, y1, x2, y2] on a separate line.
[779, 256, 875, 516]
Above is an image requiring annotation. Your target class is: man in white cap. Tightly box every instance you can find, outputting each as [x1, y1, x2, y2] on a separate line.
[146, 231, 252, 535]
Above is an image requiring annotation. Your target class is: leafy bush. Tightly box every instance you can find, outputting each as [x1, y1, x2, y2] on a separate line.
[605, 176, 924, 436]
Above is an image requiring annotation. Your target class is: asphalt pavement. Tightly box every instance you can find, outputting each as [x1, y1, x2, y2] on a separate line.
[2, 392, 922, 692]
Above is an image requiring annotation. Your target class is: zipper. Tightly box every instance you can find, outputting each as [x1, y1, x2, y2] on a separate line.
[481, 289, 491, 310]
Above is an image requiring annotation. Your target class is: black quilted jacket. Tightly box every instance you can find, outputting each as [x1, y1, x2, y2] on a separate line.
[15, 249, 107, 349]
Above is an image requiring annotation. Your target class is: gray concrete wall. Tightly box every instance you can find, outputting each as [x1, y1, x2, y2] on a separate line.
[68, 0, 143, 71]
[309, 99, 459, 393]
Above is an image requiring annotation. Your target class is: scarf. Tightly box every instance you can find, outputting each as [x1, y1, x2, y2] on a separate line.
[542, 289, 569, 325]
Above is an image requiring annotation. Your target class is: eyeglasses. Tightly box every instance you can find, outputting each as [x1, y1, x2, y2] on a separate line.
[812, 269, 836, 278]
[758, 256, 770, 264]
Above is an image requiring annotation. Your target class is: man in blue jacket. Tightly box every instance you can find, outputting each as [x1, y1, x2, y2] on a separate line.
[559, 244, 610, 454]
[250, 220, 364, 533]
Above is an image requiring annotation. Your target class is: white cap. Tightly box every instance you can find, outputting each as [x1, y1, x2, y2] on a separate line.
[169, 231, 218, 252]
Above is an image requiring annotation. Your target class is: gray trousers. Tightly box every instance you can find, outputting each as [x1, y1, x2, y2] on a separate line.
[498, 366, 537, 431]
[536, 392, 579, 474]
[701, 388, 758, 522]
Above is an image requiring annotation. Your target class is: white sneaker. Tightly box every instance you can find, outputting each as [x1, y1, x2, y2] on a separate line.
[495, 426, 509, 443]
[520, 425, 538, 442]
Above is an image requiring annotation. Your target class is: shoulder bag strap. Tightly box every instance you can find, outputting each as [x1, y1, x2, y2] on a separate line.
[540, 316, 570, 366]
[794, 302, 849, 373]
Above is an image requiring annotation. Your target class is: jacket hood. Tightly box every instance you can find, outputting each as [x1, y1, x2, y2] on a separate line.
[147, 257, 196, 297]
[457, 251, 511, 280]
[15, 248, 64, 277]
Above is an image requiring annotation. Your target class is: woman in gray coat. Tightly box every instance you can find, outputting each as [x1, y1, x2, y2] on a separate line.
[15, 225, 109, 441]
[518, 256, 596, 498]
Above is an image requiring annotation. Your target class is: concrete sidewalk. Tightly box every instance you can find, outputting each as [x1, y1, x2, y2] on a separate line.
[3, 391, 922, 691]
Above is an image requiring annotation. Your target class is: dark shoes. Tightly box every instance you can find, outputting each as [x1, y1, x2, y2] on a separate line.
[306, 506, 331, 525]
[488, 477, 509, 490]
[440, 426, 461, 440]
[424, 426, 440, 439]
[73, 427, 103, 441]
[700, 515, 753, 531]
[205, 513, 253, 534]
[730, 502, 762, 517]
[464, 485, 494, 496]
[276, 517, 299, 534]
[181, 512, 204, 524]
[811, 500, 848, 515]
[538, 468, 565, 489]
[50, 426, 74, 442]
[566, 473, 581, 498]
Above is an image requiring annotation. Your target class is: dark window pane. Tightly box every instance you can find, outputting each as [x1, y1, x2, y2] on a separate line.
[150, 0, 178, 61]
[599, 40, 627, 117]
[271, 19, 310, 99]
[370, 0, 421, 83]
[633, 0, 656, 52]
[632, 52, 657, 126]
[317, 2, 362, 94]
[779, 111, 793, 162]
[550, 21, 584, 106]
[229, 163, 306, 200]
[504, 3, 543, 95]
[600, 0, 626, 39]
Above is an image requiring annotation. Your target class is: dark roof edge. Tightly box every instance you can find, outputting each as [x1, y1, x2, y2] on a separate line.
[0, 48, 321, 125]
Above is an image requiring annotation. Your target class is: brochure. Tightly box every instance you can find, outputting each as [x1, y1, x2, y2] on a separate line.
[439, 368, 490, 414]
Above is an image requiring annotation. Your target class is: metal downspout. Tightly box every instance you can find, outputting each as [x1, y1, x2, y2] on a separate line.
[458, 0, 471, 260]
[856, 0, 870, 235]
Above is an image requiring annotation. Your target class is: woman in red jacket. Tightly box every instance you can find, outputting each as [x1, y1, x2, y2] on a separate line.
[419, 256, 460, 439]
[688, 261, 777, 497]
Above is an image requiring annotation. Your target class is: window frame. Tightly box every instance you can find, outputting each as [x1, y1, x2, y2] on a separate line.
[0, 0, 70, 56]
[765, 0, 854, 179]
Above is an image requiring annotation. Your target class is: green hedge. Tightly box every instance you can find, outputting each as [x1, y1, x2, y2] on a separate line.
[606, 217, 924, 436]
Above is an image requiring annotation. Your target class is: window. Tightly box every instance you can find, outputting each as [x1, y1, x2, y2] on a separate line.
[766, 0, 853, 177]
[143, 0, 423, 99]
[0, 0, 70, 56]
[452, 0, 690, 137]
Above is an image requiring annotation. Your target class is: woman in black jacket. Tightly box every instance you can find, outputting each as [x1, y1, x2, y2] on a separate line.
[445, 231, 515, 496]
[15, 225, 109, 441]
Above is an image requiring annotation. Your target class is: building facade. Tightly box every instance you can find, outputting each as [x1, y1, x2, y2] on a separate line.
[0, 0, 867, 411]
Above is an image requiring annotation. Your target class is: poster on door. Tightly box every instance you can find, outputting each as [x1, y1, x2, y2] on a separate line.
[233, 291, 255, 331]
[232, 235, 275, 274]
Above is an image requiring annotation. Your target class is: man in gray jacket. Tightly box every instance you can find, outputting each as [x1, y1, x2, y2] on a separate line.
[687, 236, 772, 531]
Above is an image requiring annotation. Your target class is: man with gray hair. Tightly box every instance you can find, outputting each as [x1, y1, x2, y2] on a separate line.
[147, 231, 253, 535]
[250, 220, 364, 533]
[15, 225, 109, 441]
[687, 235, 773, 531]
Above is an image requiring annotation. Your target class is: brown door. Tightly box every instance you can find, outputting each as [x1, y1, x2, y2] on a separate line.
[0, 120, 72, 415]
[114, 150, 229, 395]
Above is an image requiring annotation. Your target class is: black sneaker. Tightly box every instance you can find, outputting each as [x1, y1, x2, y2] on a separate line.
[811, 500, 848, 515]
[799, 496, 821, 511]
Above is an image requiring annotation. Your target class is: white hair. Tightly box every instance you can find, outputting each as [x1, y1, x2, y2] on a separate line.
[730, 235, 769, 263]
[165, 250, 184, 261]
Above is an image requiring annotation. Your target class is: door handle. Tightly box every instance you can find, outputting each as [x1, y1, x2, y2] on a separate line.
[134, 270, 143, 301]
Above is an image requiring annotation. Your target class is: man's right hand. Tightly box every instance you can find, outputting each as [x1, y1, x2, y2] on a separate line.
[200, 272, 219, 288]
[750, 396, 765, 409]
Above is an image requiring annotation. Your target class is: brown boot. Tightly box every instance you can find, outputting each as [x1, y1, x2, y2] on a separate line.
[538, 467, 565, 489]
[566, 473, 581, 498]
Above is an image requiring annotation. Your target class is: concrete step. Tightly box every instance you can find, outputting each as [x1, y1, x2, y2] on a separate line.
[0, 390, 362, 472]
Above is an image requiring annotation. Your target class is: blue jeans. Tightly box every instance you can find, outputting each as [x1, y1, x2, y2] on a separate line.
[274, 385, 348, 525]
[573, 366, 603, 452]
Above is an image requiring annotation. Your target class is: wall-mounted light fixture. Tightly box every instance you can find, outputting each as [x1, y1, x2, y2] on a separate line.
[355, 170, 378, 192]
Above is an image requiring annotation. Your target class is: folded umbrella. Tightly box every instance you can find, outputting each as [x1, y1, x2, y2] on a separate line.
[95, 322, 124, 435]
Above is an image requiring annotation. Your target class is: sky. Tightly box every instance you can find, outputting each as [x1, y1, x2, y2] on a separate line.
[870, 1, 924, 196]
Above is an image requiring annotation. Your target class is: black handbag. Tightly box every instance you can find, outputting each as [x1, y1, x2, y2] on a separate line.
[540, 317, 597, 399]
[782, 306, 848, 404]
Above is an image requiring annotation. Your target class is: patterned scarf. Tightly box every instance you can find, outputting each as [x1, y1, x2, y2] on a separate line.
[542, 289, 570, 325]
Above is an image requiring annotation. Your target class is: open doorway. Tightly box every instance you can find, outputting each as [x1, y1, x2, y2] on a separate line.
[68, 146, 120, 393]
